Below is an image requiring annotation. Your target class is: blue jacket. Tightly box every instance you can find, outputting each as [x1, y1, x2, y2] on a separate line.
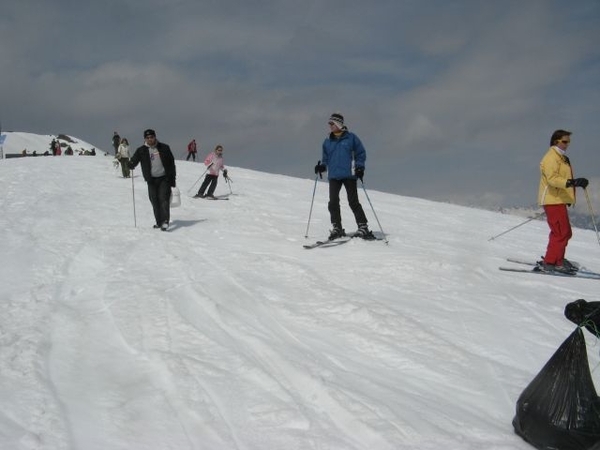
[321, 129, 366, 180]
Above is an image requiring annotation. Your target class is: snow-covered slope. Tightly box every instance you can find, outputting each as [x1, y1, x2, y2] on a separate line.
[1, 153, 599, 450]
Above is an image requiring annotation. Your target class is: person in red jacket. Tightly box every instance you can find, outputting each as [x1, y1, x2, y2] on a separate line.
[185, 139, 198, 162]
[186, 139, 197, 161]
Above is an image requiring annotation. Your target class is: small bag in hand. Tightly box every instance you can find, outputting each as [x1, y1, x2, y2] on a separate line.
[170, 186, 181, 208]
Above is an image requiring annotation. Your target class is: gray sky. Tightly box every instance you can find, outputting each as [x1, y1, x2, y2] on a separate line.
[2, 0, 599, 209]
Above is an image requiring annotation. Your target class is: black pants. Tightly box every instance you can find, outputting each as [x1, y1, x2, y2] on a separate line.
[328, 178, 367, 227]
[186, 152, 196, 161]
[198, 174, 218, 196]
[147, 176, 171, 226]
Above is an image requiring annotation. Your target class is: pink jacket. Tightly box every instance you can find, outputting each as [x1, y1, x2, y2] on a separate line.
[204, 152, 225, 176]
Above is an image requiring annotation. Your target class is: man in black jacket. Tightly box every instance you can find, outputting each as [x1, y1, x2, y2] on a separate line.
[129, 129, 177, 231]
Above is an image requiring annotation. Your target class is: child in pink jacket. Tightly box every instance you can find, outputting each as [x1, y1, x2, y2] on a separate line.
[194, 145, 229, 198]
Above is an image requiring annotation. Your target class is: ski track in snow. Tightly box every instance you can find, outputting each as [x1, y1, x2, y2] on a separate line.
[161, 240, 398, 449]
[2, 155, 600, 449]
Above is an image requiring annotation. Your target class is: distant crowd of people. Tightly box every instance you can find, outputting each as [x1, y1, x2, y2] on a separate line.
[19, 138, 95, 157]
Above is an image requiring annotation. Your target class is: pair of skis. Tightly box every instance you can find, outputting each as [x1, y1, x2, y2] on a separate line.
[192, 194, 229, 200]
[303, 233, 383, 250]
[499, 258, 600, 280]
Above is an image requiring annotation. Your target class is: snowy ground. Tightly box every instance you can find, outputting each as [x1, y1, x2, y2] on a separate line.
[1, 153, 600, 450]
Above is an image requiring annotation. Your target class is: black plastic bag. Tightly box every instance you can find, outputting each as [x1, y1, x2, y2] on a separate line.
[565, 300, 600, 338]
[513, 327, 600, 449]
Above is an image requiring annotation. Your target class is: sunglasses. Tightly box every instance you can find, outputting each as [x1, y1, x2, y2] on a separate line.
[560, 140, 570, 144]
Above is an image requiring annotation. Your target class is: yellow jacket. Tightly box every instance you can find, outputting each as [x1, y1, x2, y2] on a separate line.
[538, 146, 575, 205]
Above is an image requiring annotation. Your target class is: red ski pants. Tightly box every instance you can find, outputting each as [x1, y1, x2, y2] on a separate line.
[543, 204, 572, 265]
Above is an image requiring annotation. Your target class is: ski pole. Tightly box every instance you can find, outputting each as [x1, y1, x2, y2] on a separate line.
[131, 169, 137, 228]
[187, 174, 203, 195]
[305, 161, 321, 238]
[584, 188, 600, 247]
[187, 163, 213, 195]
[487, 211, 545, 242]
[359, 180, 388, 244]
[225, 176, 233, 194]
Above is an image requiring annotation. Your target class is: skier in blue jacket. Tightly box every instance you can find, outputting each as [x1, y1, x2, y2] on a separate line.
[315, 112, 373, 240]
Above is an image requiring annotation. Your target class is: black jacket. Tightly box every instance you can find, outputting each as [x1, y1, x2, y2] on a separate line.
[130, 142, 176, 187]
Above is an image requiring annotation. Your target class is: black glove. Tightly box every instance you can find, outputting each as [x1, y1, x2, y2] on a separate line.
[355, 167, 364, 182]
[567, 178, 589, 189]
[314, 163, 326, 175]
[223, 169, 228, 179]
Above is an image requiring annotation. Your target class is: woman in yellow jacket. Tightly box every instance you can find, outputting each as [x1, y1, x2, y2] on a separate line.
[538, 129, 589, 273]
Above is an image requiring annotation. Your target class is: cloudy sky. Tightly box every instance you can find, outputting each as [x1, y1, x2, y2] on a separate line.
[2, 0, 599, 208]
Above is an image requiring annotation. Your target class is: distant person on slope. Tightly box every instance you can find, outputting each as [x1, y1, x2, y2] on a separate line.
[116, 137, 131, 178]
[537, 129, 589, 274]
[112, 131, 121, 156]
[186, 139, 197, 161]
[314, 112, 373, 240]
[128, 129, 177, 231]
[50, 139, 57, 156]
[194, 145, 228, 199]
